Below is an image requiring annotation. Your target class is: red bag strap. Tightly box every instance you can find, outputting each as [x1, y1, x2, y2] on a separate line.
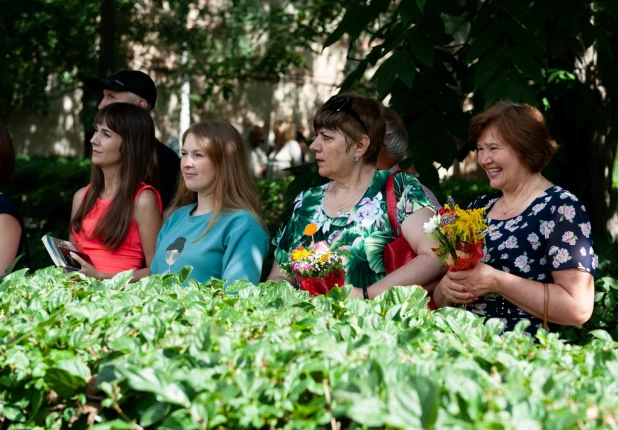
[386, 170, 406, 237]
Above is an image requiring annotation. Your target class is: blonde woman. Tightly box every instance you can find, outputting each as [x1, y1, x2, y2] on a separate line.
[266, 120, 302, 178]
[151, 120, 269, 286]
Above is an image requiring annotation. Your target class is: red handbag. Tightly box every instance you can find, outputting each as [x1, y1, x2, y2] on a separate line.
[382, 170, 436, 310]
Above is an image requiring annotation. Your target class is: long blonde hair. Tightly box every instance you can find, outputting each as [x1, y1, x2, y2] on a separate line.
[170, 120, 266, 240]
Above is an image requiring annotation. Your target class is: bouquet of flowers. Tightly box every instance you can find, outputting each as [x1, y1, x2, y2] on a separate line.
[424, 200, 488, 271]
[280, 223, 347, 296]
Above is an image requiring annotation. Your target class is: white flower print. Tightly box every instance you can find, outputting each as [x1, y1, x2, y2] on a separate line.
[489, 231, 503, 241]
[350, 194, 384, 228]
[505, 236, 518, 249]
[501, 253, 509, 260]
[505, 219, 520, 232]
[579, 222, 591, 238]
[531, 202, 546, 214]
[561, 231, 577, 246]
[537, 273, 546, 281]
[527, 233, 540, 250]
[580, 247, 587, 256]
[552, 248, 571, 268]
[293, 193, 304, 211]
[581, 205, 586, 212]
[550, 205, 556, 214]
[524, 265, 531, 273]
[521, 222, 528, 229]
[313, 206, 332, 233]
[540, 258, 547, 266]
[539, 220, 555, 239]
[548, 246, 559, 255]
[514, 255, 529, 271]
[560, 191, 578, 201]
[481, 252, 492, 263]
[557, 204, 576, 222]
[502, 266, 511, 273]
[592, 254, 598, 269]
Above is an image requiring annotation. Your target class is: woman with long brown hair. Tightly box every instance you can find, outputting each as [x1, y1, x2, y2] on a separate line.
[69, 102, 162, 279]
[151, 120, 269, 286]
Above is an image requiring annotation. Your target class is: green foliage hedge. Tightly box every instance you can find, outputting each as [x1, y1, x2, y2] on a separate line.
[4, 157, 618, 344]
[1, 268, 617, 429]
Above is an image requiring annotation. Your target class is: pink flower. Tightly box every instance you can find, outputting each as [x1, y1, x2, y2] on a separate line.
[505, 236, 518, 249]
[579, 222, 591, 238]
[561, 231, 577, 246]
[313, 240, 330, 254]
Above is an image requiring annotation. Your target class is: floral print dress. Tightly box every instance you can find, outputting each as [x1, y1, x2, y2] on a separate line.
[274, 170, 433, 290]
[466, 186, 598, 335]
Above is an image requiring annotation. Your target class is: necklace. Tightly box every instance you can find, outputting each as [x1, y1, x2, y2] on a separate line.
[330, 170, 375, 216]
[500, 175, 545, 216]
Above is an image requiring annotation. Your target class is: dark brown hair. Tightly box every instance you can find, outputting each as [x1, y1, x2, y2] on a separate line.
[470, 100, 558, 172]
[0, 121, 16, 184]
[170, 120, 266, 240]
[313, 94, 385, 165]
[70, 103, 157, 250]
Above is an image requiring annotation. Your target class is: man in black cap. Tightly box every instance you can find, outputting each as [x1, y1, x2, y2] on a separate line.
[85, 70, 180, 209]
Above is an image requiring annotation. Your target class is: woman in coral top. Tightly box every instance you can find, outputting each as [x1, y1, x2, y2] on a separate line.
[69, 103, 163, 280]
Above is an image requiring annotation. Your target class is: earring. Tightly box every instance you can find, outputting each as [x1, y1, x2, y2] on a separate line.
[354, 156, 360, 162]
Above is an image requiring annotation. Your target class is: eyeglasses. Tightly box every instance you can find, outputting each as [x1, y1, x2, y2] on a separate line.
[324, 96, 369, 135]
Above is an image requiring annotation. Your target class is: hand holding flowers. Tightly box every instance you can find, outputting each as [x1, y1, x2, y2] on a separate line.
[423, 201, 488, 271]
[280, 223, 348, 296]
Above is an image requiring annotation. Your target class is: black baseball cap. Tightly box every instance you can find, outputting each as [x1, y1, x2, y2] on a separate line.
[85, 70, 157, 108]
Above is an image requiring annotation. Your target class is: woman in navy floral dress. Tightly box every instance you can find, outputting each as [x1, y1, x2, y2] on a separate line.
[433, 101, 597, 336]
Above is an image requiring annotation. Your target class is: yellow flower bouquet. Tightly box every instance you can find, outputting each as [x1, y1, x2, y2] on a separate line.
[280, 224, 347, 295]
[424, 201, 488, 271]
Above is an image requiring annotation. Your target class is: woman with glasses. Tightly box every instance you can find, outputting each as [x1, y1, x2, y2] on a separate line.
[150, 120, 269, 286]
[268, 94, 445, 299]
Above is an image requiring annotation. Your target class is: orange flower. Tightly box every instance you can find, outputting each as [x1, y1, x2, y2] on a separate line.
[304, 223, 318, 236]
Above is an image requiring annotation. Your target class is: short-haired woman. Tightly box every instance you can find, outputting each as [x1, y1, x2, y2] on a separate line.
[69, 103, 163, 280]
[268, 94, 444, 298]
[433, 101, 597, 336]
[0, 121, 26, 274]
[151, 120, 269, 286]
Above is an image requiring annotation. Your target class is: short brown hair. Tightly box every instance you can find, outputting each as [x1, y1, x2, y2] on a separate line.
[0, 121, 16, 184]
[313, 94, 385, 165]
[470, 100, 558, 172]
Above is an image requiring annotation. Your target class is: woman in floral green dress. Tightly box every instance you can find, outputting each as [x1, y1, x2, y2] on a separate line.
[267, 95, 445, 299]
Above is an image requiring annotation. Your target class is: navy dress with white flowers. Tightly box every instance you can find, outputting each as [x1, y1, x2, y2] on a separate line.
[466, 186, 597, 336]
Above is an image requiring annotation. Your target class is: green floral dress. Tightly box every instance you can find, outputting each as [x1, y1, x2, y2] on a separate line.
[274, 170, 433, 289]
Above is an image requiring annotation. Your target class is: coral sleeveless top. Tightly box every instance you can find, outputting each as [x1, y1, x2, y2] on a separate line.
[71, 183, 162, 274]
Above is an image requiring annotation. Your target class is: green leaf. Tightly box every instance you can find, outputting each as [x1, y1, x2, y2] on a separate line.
[399, 0, 422, 25]
[45, 359, 91, 398]
[466, 23, 502, 62]
[506, 46, 544, 83]
[416, 0, 427, 14]
[501, 20, 543, 59]
[395, 51, 417, 88]
[120, 367, 191, 407]
[474, 48, 506, 90]
[372, 55, 398, 99]
[407, 29, 434, 67]
[589, 330, 613, 341]
[385, 383, 423, 428]
[140, 401, 171, 427]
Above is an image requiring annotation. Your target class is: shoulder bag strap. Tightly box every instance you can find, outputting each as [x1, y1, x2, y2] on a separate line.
[386, 170, 406, 237]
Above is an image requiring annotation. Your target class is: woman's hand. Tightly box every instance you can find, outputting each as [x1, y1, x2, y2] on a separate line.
[70, 252, 104, 279]
[446, 262, 498, 298]
[433, 274, 476, 306]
